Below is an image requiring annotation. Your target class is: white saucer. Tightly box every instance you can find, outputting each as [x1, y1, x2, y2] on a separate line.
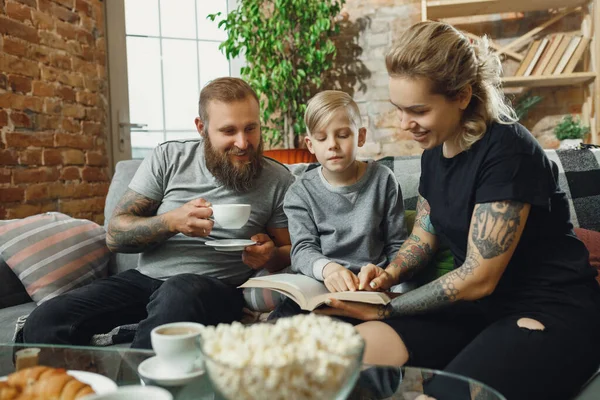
[0, 370, 117, 394]
[138, 356, 205, 387]
[205, 239, 256, 252]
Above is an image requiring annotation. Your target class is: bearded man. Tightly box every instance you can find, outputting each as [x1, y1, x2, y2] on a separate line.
[23, 78, 294, 349]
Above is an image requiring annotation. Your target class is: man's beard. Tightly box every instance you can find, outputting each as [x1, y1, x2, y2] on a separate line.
[204, 135, 263, 193]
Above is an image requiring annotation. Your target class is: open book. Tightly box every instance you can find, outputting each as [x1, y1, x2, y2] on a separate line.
[239, 273, 392, 311]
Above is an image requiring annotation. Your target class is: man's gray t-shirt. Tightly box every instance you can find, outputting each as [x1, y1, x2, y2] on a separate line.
[284, 161, 406, 280]
[128, 140, 294, 285]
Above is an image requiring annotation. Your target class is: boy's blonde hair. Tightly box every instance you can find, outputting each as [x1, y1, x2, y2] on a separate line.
[386, 21, 516, 150]
[304, 91, 362, 135]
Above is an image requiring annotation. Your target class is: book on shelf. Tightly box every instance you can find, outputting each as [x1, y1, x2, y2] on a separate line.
[524, 37, 549, 76]
[532, 34, 562, 76]
[543, 34, 571, 75]
[553, 35, 582, 75]
[238, 273, 393, 311]
[563, 37, 590, 74]
[515, 40, 542, 77]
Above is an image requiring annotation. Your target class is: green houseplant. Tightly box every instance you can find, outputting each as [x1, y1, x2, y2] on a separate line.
[209, 0, 346, 148]
[554, 115, 590, 140]
[555, 115, 590, 149]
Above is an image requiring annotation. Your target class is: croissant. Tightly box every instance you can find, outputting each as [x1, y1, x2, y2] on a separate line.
[5, 367, 95, 400]
[24, 374, 94, 400]
[0, 382, 20, 400]
[7, 366, 66, 390]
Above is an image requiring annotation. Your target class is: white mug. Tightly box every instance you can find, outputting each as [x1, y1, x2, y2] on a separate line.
[84, 385, 173, 400]
[210, 204, 251, 229]
[150, 322, 205, 378]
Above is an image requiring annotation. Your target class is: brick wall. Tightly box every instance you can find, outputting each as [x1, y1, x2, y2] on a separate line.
[0, 0, 109, 224]
[339, 0, 586, 158]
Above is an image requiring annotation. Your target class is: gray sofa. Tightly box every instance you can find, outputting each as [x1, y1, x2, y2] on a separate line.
[1, 149, 599, 396]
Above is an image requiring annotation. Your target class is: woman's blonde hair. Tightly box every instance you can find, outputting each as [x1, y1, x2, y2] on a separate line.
[304, 90, 362, 135]
[386, 21, 516, 150]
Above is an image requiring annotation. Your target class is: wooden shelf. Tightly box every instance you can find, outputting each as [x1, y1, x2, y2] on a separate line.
[426, 0, 587, 19]
[502, 72, 596, 88]
[423, 0, 599, 144]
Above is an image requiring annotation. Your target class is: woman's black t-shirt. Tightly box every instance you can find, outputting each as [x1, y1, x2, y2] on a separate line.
[419, 122, 598, 312]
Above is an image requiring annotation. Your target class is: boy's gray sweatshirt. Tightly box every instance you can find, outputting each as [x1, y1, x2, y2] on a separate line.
[284, 161, 406, 280]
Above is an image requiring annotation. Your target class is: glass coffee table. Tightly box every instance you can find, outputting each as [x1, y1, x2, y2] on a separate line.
[0, 343, 505, 399]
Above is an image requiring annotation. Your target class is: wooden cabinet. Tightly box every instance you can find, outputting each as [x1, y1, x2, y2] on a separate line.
[421, 0, 599, 144]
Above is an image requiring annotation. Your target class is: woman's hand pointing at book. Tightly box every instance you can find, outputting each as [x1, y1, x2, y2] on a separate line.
[358, 264, 395, 291]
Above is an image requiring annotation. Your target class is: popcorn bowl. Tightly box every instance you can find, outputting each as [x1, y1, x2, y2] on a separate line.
[198, 315, 365, 400]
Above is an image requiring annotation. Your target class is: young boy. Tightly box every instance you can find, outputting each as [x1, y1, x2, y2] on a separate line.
[269, 90, 407, 318]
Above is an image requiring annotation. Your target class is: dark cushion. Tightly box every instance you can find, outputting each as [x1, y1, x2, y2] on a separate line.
[0, 259, 31, 309]
[546, 149, 600, 232]
[574, 228, 600, 285]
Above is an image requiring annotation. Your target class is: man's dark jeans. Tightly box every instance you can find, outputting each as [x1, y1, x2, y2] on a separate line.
[22, 270, 244, 349]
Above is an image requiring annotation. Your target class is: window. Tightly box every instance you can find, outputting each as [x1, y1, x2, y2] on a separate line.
[125, 0, 231, 159]
[106, 0, 240, 166]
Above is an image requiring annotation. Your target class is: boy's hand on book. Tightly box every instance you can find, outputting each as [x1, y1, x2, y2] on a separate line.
[242, 233, 275, 269]
[358, 264, 394, 291]
[323, 263, 359, 292]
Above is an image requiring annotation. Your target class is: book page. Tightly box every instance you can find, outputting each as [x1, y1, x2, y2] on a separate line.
[240, 274, 330, 307]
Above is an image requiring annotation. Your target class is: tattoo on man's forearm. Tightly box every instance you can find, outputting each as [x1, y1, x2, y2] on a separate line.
[115, 190, 160, 217]
[416, 196, 435, 234]
[107, 216, 173, 252]
[472, 201, 523, 258]
[107, 190, 174, 253]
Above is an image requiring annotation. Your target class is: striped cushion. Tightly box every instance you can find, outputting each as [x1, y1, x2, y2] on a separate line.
[243, 266, 291, 312]
[0, 212, 110, 304]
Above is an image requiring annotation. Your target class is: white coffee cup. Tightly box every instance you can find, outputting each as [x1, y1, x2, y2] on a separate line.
[84, 385, 172, 400]
[150, 322, 205, 378]
[210, 204, 251, 229]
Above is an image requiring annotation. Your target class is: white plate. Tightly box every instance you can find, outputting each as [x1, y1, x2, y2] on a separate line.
[0, 370, 117, 394]
[83, 385, 173, 400]
[205, 239, 256, 252]
[138, 356, 205, 387]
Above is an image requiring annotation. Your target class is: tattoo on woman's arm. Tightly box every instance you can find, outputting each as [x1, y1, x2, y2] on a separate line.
[381, 249, 480, 318]
[389, 235, 434, 279]
[379, 201, 524, 319]
[379, 278, 454, 318]
[472, 201, 524, 258]
[416, 196, 435, 234]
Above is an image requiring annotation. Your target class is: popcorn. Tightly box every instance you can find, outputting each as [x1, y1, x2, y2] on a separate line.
[200, 314, 364, 400]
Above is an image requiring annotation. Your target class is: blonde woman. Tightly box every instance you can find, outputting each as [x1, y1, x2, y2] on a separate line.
[318, 21, 600, 399]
